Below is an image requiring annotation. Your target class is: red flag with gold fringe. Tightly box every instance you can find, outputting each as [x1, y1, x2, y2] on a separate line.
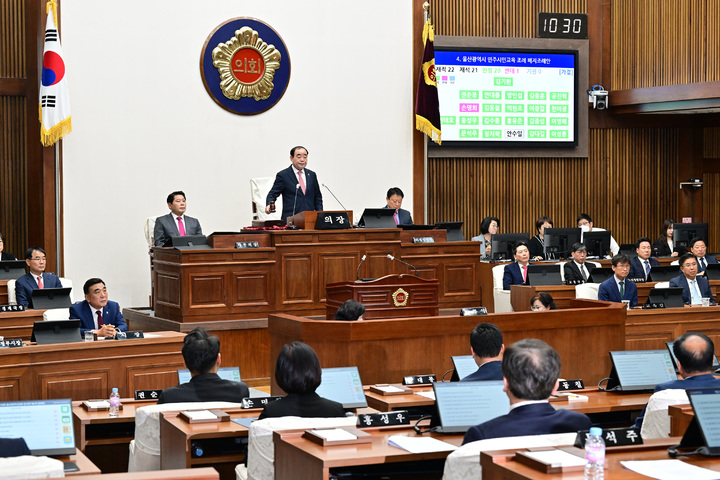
[414, 19, 441, 144]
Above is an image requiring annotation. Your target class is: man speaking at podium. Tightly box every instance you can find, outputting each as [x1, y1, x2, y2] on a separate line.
[265, 146, 323, 222]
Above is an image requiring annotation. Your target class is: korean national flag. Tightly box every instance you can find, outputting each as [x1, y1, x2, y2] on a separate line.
[39, 0, 71, 146]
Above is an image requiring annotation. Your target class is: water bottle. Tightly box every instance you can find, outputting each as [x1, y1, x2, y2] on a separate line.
[584, 427, 605, 480]
[109, 388, 121, 417]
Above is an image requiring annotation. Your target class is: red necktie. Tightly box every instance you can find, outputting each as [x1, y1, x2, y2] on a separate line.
[37, 275, 44, 289]
[394, 211, 399, 225]
[177, 217, 186, 236]
[96, 310, 104, 327]
[298, 171, 306, 194]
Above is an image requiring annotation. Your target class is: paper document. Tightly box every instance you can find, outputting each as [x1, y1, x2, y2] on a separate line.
[388, 435, 457, 454]
[621, 459, 720, 480]
[522, 450, 586, 467]
[375, 385, 405, 393]
[183, 410, 217, 420]
[310, 428, 357, 441]
[415, 391, 435, 400]
[86, 400, 110, 409]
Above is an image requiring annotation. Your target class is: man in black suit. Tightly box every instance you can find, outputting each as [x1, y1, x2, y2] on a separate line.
[153, 191, 203, 247]
[383, 187, 413, 225]
[690, 238, 718, 275]
[669, 253, 716, 306]
[15, 247, 63, 308]
[461, 323, 504, 382]
[503, 241, 531, 290]
[158, 327, 249, 403]
[265, 146, 323, 222]
[629, 237, 660, 280]
[463, 339, 591, 444]
[563, 242, 595, 282]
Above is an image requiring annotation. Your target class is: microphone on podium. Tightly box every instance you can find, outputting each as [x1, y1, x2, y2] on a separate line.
[356, 254, 367, 281]
[386, 254, 419, 276]
[287, 184, 300, 230]
[321, 183, 347, 210]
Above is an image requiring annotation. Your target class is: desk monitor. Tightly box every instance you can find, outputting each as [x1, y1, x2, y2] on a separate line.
[30, 287, 72, 310]
[177, 366, 242, 385]
[527, 264, 563, 286]
[490, 233, 530, 261]
[619, 243, 637, 257]
[169, 235, 211, 250]
[583, 231, 611, 259]
[31, 320, 81, 345]
[316, 366, 367, 409]
[647, 287, 685, 308]
[358, 208, 396, 229]
[673, 222, 709, 252]
[682, 389, 720, 455]
[648, 266, 680, 282]
[0, 398, 76, 456]
[588, 267, 614, 284]
[432, 381, 509, 433]
[451, 355, 478, 381]
[606, 350, 677, 391]
[543, 228, 581, 259]
[435, 222, 465, 242]
[665, 341, 720, 373]
[0, 260, 26, 280]
[705, 263, 720, 280]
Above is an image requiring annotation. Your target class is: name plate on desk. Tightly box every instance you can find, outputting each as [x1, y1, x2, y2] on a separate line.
[358, 410, 410, 427]
[628, 277, 647, 283]
[460, 307, 487, 316]
[0, 304, 25, 312]
[574, 427, 642, 448]
[0, 338, 22, 348]
[565, 279, 584, 285]
[241, 396, 283, 409]
[642, 302, 666, 309]
[556, 379, 584, 391]
[402, 374, 437, 385]
[235, 241, 259, 249]
[315, 212, 351, 230]
[115, 331, 144, 340]
[412, 237, 435, 244]
[135, 389, 162, 401]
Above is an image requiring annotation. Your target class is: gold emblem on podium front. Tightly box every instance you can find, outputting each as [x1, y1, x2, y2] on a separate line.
[392, 288, 409, 307]
[212, 26, 281, 101]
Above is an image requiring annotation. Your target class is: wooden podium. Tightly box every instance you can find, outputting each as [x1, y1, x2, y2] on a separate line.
[325, 274, 439, 319]
[286, 210, 353, 229]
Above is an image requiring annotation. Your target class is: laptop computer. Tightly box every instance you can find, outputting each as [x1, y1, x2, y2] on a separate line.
[0, 398, 78, 471]
[646, 287, 685, 308]
[0, 260, 26, 280]
[31, 320, 81, 345]
[451, 355, 478, 381]
[357, 208, 396, 229]
[316, 366, 368, 409]
[177, 366, 242, 384]
[588, 267, 614, 283]
[431, 381, 509, 433]
[605, 350, 677, 391]
[673, 389, 720, 456]
[665, 341, 720, 373]
[31, 287, 72, 309]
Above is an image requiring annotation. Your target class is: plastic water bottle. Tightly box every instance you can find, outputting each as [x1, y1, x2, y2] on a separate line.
[109, 388, 121, 417]
[584, 427, 605, 480]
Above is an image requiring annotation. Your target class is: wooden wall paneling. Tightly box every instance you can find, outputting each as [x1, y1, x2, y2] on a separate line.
[705, 127, 720, 158]
[703, 173, 720, 252]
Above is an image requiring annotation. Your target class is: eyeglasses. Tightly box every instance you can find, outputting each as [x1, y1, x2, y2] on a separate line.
[30, 256, 46, 262]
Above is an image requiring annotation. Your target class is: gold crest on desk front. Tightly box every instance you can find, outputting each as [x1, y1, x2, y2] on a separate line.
[392, 288, 409, 307]
[212, 26, 281, 101]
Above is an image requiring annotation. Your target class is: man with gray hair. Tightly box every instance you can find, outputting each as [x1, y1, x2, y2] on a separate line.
[462, 339, 591, 444]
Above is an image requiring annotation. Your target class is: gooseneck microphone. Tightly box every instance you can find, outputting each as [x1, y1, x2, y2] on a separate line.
[322, 183, 347, 210]
[356, 254, 367, 281]
[288, 184, 300, 230]
[387, 254, 419, 276]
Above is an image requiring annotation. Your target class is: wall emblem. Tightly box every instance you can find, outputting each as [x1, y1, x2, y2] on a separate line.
[392, 288, 409, 307]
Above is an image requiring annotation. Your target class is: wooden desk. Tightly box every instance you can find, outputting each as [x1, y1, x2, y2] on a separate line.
[668, 403, 694, 436]
[65, 449, 102, 476]
[0, 308, 45, 339]
[273, 427, 463, 480]
[625, 306, 720, 350]
[76, 468, 219, 480]
[0, 331, 185, 401]
[0, 279, 8, 305]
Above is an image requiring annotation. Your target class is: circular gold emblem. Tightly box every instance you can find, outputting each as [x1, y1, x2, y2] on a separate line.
[392, 288, 409, 307]
[212, 27, 281, 101]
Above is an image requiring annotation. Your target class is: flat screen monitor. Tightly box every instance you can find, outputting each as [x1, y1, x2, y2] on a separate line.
[673, 222, 709, 252]
[583, 231, 611, 259]
[31, 320, 81, 345]
[435, 222, 465, 241]
[169, 235, 210, 249]
[527, 264, 562, 286]
[177, 366, 242, 385]
[490, 233, 530, 261]
[665, 341, 720, 373]
[0, 399, 76, 456]
[31, 287, 72, 310]
[316, 366, 367, 409]
[588, 267, 614, 283]
[451, 355, 478, 381]
[543, 228, 581, 259]
[646, 287, 685, 308]
[432, 381, 509, 433]
[0, 260, 26, 280]
[687, 389, 720, 452]
[358, 208, 396, 229]
[607, 350, 677, 391]
[618, 243, 636, 257]
[706, 264, 720, 280]
[648, 266, 680, 282]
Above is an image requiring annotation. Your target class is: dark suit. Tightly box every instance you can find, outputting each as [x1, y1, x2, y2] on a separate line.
[669, 274, 716, 305]
[266, 166, 323, 222]
[153, 213, 203, 247]
[696, 255, 719, 274]
[15, 272, 62, 308]
[158, 372, 250, 404]
[462, 402, 591, 444]
[382, 205, 413, 225]
[633, 373, 720, 429]
[258, 392, 345, 419]
[461, 360, 503, 382]
[563, 261, 595, 283]
[597, 276, 638, 307]
[1, 252, 14, 260]
[0, 438, 31, 457]
[652, 238, 682, 257]
[69, 300, 128, 335]
[503, 262, 529, 291]
[629, 256, 660, 279]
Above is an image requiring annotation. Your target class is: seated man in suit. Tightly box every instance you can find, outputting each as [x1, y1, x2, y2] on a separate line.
[265, 146, 323, 222]
[633, 332, 720, 429]
[463, 339, 591, 444]
[629, 237, 660, 280]
[690, 237, 718, 276]
[153, 191, 203, 247]
[70, 278, 128, 337]
[15, 247, 62, 308]
[383, 187, 413, 225]
[461, 322, 504, 382]
[563, 242, 595, 282]
[577, 213, 620, 256]
[159, 327, 249, 403]
[669, 253, 716, 306]
[503, 241, 531, 291]
[598, 254, 638, 307]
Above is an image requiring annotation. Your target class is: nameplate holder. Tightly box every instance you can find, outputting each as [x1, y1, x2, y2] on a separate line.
[574, 427, 642, 448]
[135, 389, 162, 401]
[402, 374, 436, 385]
[0, 304, 25, 312]
[642, 302, 666, 309]
[115, 331, 144, 340]
[235, 241, 259, 249]
[0, 338, 23, 348]
[460, 307, 487, 316]
[315, 212, 351, 230]
[628, 277, 647, 283]
[556, 379, 584, 391]
[358, 410, 410, 428]
[565, 279, 584, 286]
[241, 396, 283, 409]
[412, 237, 435, 244]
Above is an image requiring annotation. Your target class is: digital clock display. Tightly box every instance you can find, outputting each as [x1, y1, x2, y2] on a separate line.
[538, 13, 588, 39]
